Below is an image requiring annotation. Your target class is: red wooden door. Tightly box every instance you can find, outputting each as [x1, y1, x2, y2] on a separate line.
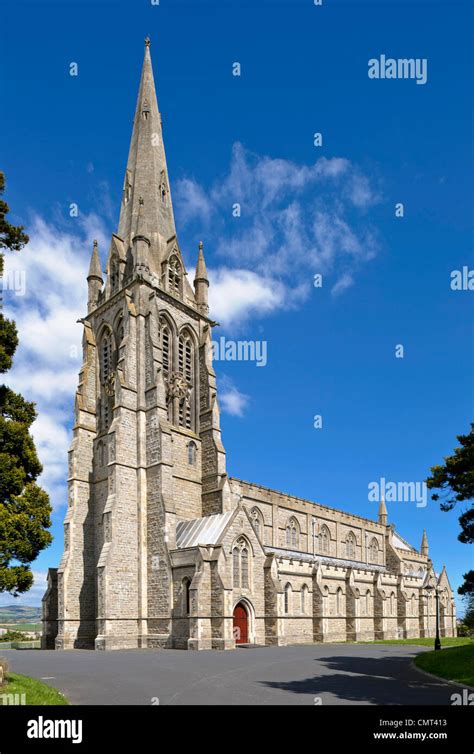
[233, 603, 248, 644]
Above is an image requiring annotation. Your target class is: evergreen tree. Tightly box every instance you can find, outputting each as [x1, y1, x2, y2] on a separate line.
[426, 424, 474, 595]
[0, 171, 52, 596]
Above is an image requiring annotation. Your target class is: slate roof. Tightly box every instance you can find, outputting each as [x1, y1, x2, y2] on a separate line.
[176, 511, 235, 548]
[392, 531, 417, 552]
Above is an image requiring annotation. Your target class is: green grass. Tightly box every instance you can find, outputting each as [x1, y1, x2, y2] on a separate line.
[415, 644, 474, 687]
[0, 673, 68, 705]
[0, 623, 42, 632]
[356, 637, 474, 648]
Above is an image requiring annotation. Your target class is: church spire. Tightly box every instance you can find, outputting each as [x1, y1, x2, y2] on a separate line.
[87, 239, 103, 312]
[194, 240, 209, 314]
[421, 529, 429, 557]
[118, 37, 177, 258]
[378, 494, 388, 526]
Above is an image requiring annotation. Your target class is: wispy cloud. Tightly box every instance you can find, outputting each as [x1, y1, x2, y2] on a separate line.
[176, 142, 381, 324]
[3, 213, 109, 511]
[218, 376, 249, 417]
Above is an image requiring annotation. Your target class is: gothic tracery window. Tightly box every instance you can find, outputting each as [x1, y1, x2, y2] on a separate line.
[368, 538, 379, 564]
[100, 330, 113, 431]
[319, 525, 330, 555]
[346, 532, 356, 560]
[178, 331, 194, 430]
[159, 317, 172, 421]
[233, 547, 240, 588]
[168, 255, 182, 296]
[286, 518, 299, 549]
[232, 537, 250, 589]
[110, 260, 119, 293]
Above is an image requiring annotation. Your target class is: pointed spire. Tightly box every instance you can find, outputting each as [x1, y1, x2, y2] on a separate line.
[195, 240, 208, 281]
[87, 239, 103, 281]
[194, 240, 209, 314]
[118, 38, 177, 259]
[378, 494, 388, 526]
[87, 240, 103, 312]
[421, 529, 429, 557]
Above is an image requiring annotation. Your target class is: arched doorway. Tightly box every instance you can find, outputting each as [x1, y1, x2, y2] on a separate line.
[233, 602, 248, 644]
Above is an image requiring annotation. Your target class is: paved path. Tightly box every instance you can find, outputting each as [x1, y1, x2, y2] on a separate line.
[1, 644, 464, 706]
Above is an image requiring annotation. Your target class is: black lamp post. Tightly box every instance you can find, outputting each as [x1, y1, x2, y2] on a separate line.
[426, 585, 441, 651]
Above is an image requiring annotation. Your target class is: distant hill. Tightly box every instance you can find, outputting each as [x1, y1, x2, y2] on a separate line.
[0, 605, 42, 623]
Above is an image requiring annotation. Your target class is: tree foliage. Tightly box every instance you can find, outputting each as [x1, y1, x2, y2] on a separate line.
[0, 171, 52, 597]
[426, 424, 474, 594]
[0, 171, 29, 252]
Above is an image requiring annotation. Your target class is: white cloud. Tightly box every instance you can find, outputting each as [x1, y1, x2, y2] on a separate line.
[174, 177, 214, 225]
[3, 213, 109, 511]
[218, 376, 249, 417]
[331, 273, 354, 297]
[175, 142, 381, 304]
[209, 267, 286, 328]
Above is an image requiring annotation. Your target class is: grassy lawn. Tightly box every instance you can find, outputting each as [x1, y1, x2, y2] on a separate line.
[415, 644, 474, 687]
[357, 637, 474, 648]
[0, 674, 68, 705]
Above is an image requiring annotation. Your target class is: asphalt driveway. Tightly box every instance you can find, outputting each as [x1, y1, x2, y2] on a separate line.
[1, 643, 464, 706]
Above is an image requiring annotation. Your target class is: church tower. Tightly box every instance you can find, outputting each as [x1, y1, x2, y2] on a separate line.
[55, 39, 230, 650]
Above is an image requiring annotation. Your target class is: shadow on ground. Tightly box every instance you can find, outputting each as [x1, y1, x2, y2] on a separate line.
[260, 653, 457, 705]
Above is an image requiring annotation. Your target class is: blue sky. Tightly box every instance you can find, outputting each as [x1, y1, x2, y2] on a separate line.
[0, 0, 472, 612]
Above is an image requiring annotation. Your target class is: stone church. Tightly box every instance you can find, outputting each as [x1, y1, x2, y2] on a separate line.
[42, 40, 456, 650]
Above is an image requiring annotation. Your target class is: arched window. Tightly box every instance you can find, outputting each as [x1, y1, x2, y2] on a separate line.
[319, 525, 330, 555]
[336, 587, 344, 616]
[100, 330, 113, 431]
[168, 255, 182, 296]
[411, 594, 417, 616]
[301, 584, 309, 614]
[178, 331, 194, 430]
[250, 507, 263, 540]
[286, 518, 299, 549]
[368, 538, 379, 564]
[233, 547, 240, 588]
[323, 585, 329, 614]
[188, 441, 197, 466]
[232, 537, 250, 590]
[241, 548, 249, 589]
[100, 331, 112, 381]
[159, 317, 172, 421]
[116, 317, 124, 345]
[366, 590, 372, 615]
[284, 583, 292, 614]
[346, 532, 356, 559]
[110, 260, 119, 293]
[182, 577, 191, 615]
[390, 592, 396, 616]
